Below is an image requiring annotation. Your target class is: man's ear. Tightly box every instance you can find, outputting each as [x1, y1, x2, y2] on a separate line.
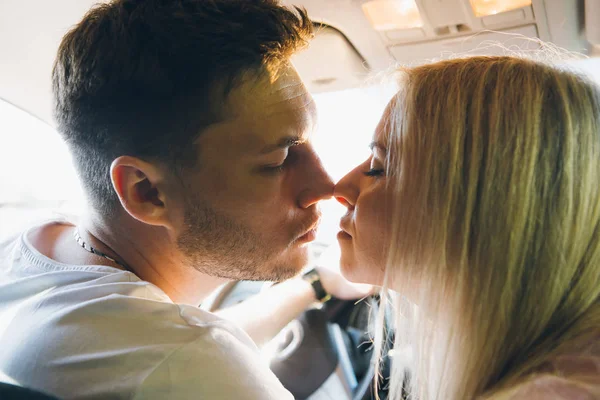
[110, 156, 175, 229]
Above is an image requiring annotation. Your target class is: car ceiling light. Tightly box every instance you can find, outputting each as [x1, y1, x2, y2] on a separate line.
[362, 0, 423, 31]
[469, 0, 532, 17]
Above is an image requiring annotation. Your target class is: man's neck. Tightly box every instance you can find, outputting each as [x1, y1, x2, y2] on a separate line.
[32, 210, 228, 306]
[83, 211, 228, 306]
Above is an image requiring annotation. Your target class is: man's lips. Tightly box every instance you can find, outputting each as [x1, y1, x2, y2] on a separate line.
[295, 216, 321, 243]
[296, 228, 317, 243]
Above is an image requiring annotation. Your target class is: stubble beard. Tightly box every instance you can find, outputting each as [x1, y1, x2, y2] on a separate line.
[177, 196, 303, 282]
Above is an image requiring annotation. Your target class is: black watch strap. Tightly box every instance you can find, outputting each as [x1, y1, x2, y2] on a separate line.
[302, 269, 331, 303]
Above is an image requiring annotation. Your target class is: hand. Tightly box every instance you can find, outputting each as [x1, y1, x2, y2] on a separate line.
[314, 245, 375, 301]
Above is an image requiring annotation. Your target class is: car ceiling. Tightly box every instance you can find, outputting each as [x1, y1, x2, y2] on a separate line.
[0, 0, 598, 127]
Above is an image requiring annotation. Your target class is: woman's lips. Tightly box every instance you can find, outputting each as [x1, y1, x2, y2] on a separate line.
[338, 218, 353, 239]
[337, 230, 352, 240]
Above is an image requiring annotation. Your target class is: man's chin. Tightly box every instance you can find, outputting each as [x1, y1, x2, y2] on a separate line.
[192, 243, 311, 282]
[263, 246, 309, 282]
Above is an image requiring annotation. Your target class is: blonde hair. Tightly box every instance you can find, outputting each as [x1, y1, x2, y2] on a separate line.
[374, 56, 600, 400]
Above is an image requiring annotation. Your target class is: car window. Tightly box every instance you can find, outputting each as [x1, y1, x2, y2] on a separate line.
[568, 58, 600, 82]
[0, 100, 84, 239]
[0, 101, 82, 203]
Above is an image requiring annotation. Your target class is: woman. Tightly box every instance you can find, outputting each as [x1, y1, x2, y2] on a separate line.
[334, 56, 600, 399]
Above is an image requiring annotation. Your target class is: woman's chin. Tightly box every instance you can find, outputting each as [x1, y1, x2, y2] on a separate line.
[340, 257, 380, 286]
[340, 256, 370, 283]
[339, 257, 358, 282]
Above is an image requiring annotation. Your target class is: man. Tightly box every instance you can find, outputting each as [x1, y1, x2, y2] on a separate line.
[0, 0, 370, 398]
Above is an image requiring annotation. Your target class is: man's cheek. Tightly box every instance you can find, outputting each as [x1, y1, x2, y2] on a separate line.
[247, 179, 286, 202]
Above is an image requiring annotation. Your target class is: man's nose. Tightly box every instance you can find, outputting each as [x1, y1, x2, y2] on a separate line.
[297, 152, 335, 209]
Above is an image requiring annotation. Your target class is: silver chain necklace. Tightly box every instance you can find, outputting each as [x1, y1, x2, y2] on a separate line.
[73, 229, 133, 272]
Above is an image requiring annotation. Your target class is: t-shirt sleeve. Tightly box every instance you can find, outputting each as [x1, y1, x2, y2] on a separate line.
[132, 324, 294, 400]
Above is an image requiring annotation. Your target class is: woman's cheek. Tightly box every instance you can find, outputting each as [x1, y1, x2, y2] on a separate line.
[356, 192, 389, 269]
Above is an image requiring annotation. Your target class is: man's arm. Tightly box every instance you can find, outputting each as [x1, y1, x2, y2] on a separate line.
[215, 276, 316, 347]
[215, 265, 374, 347]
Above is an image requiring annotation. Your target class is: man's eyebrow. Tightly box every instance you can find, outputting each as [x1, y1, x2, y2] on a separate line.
[369, 141, 387, 154]
[260, 136, 304, 154]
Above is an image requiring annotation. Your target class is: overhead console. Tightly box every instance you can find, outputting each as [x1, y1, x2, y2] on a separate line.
[286, 0, 597, 93]
[361, 0, 588, 64]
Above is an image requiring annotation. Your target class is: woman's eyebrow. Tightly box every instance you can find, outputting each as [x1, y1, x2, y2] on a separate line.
[369, 141, 387, 154]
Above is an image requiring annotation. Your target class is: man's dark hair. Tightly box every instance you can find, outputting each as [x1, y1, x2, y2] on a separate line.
[52, 0, 313, 215]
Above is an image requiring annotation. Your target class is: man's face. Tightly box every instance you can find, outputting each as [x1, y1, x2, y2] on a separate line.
[176, 66, 334, 281]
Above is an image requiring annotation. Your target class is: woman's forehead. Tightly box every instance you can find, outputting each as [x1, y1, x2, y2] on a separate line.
[373, 98, 397, 146]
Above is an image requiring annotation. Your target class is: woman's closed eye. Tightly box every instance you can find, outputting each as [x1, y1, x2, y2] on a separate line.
[364, 156, 385, 178]
[364, 168, 385, 177]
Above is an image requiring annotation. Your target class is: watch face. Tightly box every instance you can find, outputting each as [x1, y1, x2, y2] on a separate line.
[303, 269, 319, 283]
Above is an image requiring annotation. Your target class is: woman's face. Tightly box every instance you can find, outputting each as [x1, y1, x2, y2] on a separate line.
[333, 105, 394, 286]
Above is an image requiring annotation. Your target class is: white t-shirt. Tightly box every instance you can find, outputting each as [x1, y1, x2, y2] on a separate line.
[0, 228, 294, 400]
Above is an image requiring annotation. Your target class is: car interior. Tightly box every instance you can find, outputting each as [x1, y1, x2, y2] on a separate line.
[1, 1, 599, 399]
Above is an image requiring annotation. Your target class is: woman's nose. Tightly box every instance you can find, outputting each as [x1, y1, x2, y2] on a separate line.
[333, 168, 360, 210]
[335, 196, 352, 209]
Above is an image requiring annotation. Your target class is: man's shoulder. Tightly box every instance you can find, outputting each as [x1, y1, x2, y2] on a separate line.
[132, 323, 293, 400]
[0, 223, 293, 399]
[0, 229, 21, 259]
[0, 273, 288, 399]
[21, 270, 251, 348]
[0, 220, 254, 351]
[75, 297, 291, 399]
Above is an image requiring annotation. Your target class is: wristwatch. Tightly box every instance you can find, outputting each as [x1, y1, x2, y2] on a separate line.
[302, 268, 331, 303]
